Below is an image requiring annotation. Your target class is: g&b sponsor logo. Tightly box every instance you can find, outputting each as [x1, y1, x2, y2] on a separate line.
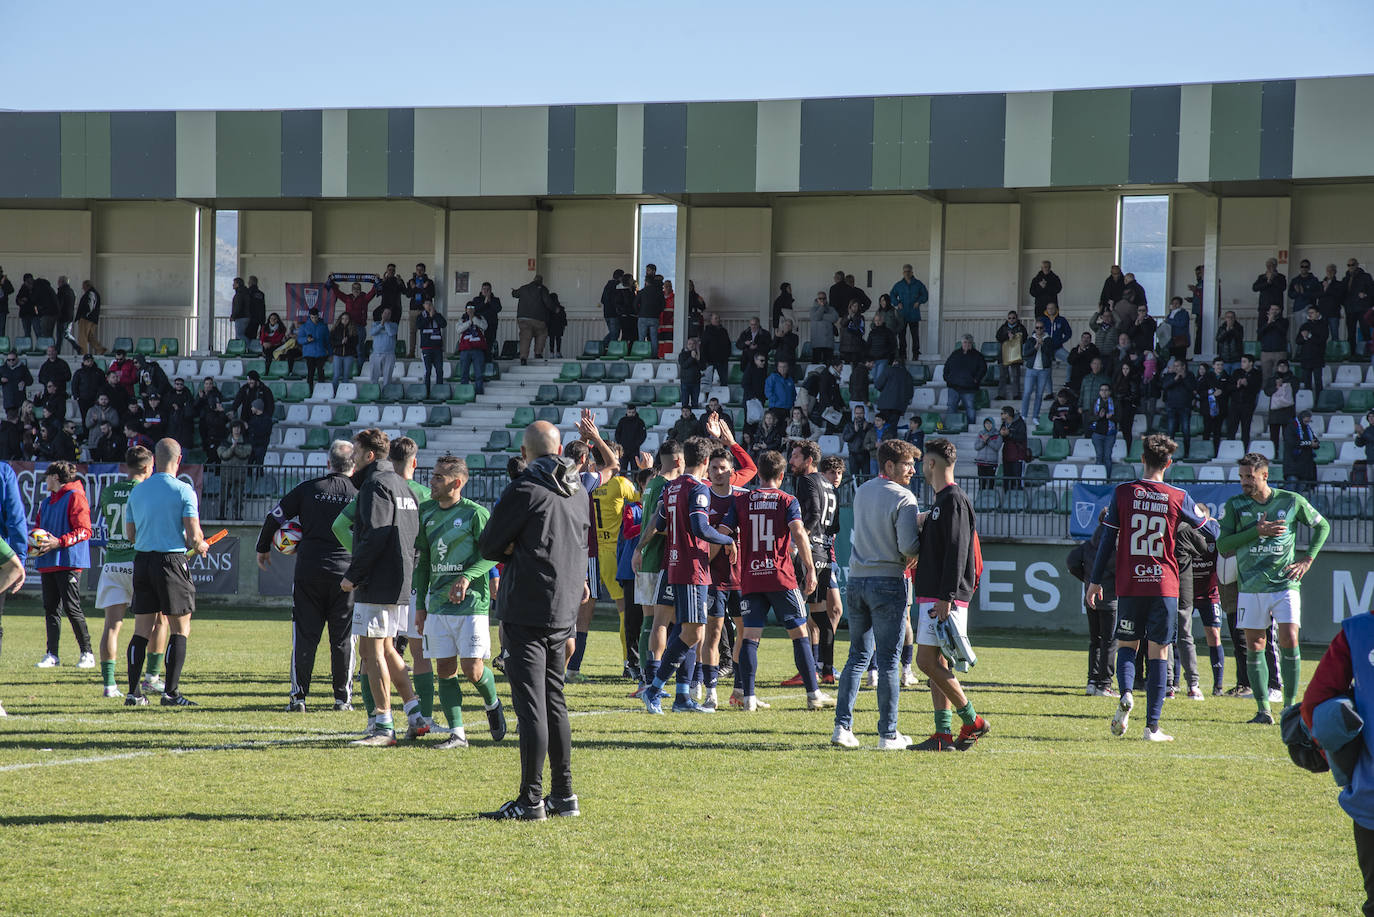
[1133, 563, 1163, 579]
[748, 558, 776, 572]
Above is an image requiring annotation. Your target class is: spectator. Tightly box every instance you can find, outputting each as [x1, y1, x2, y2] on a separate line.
[247, 399, 273, 462]
[843, 274, 871, 312]
[135, 354, 170, 401]
[124, 421, 153, 453]
[867, 312, 898, 383]
[72, 353, 103, 420]
[1161, 358, 1196, 457]
[101, 368, 129, 417]
[973, 418, 1001, 490]
[232, 370, 274, 422]
[700, 312, 731, 387]
[1098, 265, 1125, 314]
[0, 267, 11, 338]
[873, 294, 905, 361]
[39, 345, 70, 395]
[633, 265, 665, 352]
[260, 312, 289, 375]
[943, 334, 984, 426]
[230, 277, 251, 340]
[31, 275, 59, 339]
[218, 420, 252, 465]
[1345, 258, 1373, 349]
[375, 263, 407, 328]
[875, 360, 914, 428]
[53, 276, 76, 353]
[810, 358, 846, 433]
[297, 308, 329, 389]
[1265, 358, 1298, 451]
[73, 280, 105, 355]
[88, 420, 121, 462]
[456, 302, 488, 395]
[83, 392, 119, 436]
[889, 264, 928, 360]
[771, 282, 794, 331]
[1112, 359, 1141, 447]
[1050, 389, 1080, 438]
[1285, 409, 1319, 489]
[614, 404, 646, 457]
[996, 310, 1027, 400]
[1165, 296, 1191, 362]
[1227, 354, 1262, 450]
[1288, 259, 1321, 320]
[468, 281, 503, 362]
[546, 293, 567, 359]
[140, 391, 165, 440]
[369, 308, 399, 385]
[599, 269, 624, 343]
[1257, 302, 1289, 383]
[165, 377, 195, 449]
[15, 274, 36, 340]
[999, 406, 1028, 489]
[1117, 272, 1148, 327]
[1317, 263, 1345, 342]
[405, 263, 436, 357]
[0, 351, 32, 413]
[742, 352, 768, 413]
[415, 298, 448, 394]
[784, 407, 812, 446]
[838, 302, 866, 366]
[512, 274, 553, 365]
[1251, 257, 1286, 323]
[753, 411, 785, 457]
[615, 270, 638, 343]
[1297, 304, 1329, 397]
[1090, 304, 1117, 355]
[1088, 383, 1118, 469]
[827, 271, 852, 317]
[330, 313, 360, 385]
[761, 358, 793, 414]
[1355, 409, 1374, 466]
[705, 397, 734, 436]
[671, 406, 701, 442]
[1216, 310, 1245, 374]
[773, 318, 799, 369]
[809, 292, 839, 368]
[1021, 322, 1054, 426]
[1077, 357, 1110, 414]
[677, 336, 703, 408]
[246, 276, 267, 340]
[686, 279, 706, 339]
[1127, 302, 1158, 357]
[842, 404, 877, 474]
[1066, 331, 1100, 394]
[194, 379, 226, 454]
[1197, 359, 1229, 451]
[1040, 303, 1073, 389]
[331, 279, 377, 349]
[1186, 265, 1205, 357]
[34, 381, 67, 427]
[1028, 260, 1063, 318]
[736, 316, 770, 369]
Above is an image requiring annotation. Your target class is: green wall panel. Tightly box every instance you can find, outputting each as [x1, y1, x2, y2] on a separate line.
[685, 102, 757, 193]
[1050, 88, 1130, 186]
[413, 108, 481, 196]
[1208, 82, 1262, 181]
[872, 96, 930, 190]
[479, 107, 548, 196]
[216, 111, 282, 198]
[346, 108, 389, 197]
[573, 105, 617, 195]
[61, 112, 110, 198]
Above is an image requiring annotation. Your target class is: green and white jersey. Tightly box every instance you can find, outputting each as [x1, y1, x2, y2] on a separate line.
[413, 497, 495, 616]
[639, 474, 667, 574]
[1218, 488, 1329, 594]
[333, 478, 431, 552]
[97, 480, 137, 564]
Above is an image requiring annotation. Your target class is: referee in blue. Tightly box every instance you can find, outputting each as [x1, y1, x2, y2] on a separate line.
[125, 438, 208, 706]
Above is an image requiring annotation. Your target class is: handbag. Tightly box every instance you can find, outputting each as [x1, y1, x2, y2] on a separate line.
[1001, 334, 1024, 365]
[1270, 381, 1294, 410]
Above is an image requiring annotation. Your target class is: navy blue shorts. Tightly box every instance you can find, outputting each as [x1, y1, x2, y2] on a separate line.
[655, 570, 676, 607]
[741, 590, 807, 631]
[672, 582, 709, 625]
[708, 587, 742, 619]
[1194, 600, 1222, 630]
[1115, 595, 1178, 646]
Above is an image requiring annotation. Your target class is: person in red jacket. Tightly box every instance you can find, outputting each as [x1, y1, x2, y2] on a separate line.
[331, 279, 378, 352]
[108, 349, 139, 398]
[33, 461, 94, 668]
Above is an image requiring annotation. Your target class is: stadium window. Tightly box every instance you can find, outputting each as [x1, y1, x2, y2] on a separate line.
[1115, 195, 1169, 311]
[215, 210, 239, 332]
[636, 204, 677, 285]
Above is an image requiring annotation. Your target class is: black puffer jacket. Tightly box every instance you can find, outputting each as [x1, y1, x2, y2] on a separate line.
[345, 459, 420, 604]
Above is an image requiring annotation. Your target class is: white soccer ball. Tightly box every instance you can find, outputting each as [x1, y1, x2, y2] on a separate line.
[1216, 553, 1237, 586]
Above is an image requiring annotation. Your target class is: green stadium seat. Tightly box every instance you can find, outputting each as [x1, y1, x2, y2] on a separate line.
[425, 383, 451, 403]
[1183, 441, 1215, 463]
[627, 341, 652, 361]
[246, 339, 263, 356]
[239, 359, 265, 379]
[631, 384, 657, 406]
[578, 341, 605, 360]
[1000, 490, 1029, 512]
[406, 429, 427, 449]
[1166, 463, 1196, 482]
[265, 360, 289, 380]
[536, 407, 560, 424]
[33, 336, 52, 354]
[507, 406, 535, 429]
[0, 337, 8, 353]
[911, 365, 930, 385]
[555, 384, 583, 406]
[12, 337, 30, 355]
[1110, 463, 1137, 482]
[465, 453, 487, 470]
[1327, 339, 1352, 363]
[482, 430, 512, 453]
[303, 428, 330, 450]
[1346, 390, 1374, 414]
[979, 342, 998, 362]
[1033, 415, 1054, 437]
[652, 385, 680, 407]
[284, 382, 309, 403]
[158, 338, 179, 357]
[557, 363, 582, 382]
[422, 406, 452, 427]
[1028, 438, 1044, 460]
[973, 489, 1000, 513]
[731, 408, 746, 430]
[1315, 441, 1336, 464]
[1024, 462, 1051, 487]
[1317, 389, 1345, 413]
[222, 338, 246, 357]
[1028, 487, 1060, 512]
[483, 361, 499, 381]
[727, 385, 743, 407]
[605, 341, 629, 360]
[605, 362, 630, 382]
[449, 384, 476, 405]
[940, 414, 968, 434]
[982, 364, 999, 387]
[1126, 439, 1143, 461]
[728, 364, 744, 384]
[1041, 438, 1070, 462]
[184, 448, 207, 465]
[921, 412, 941, 434]
[532, 384, 558, 405]
[220, 380, 239, 401]
[581, 363, 607, 383]
[354, 382, 380, 403]
[1189, 414, 1204, 436]
[135, 337, 157, 356]
[266, 380, 287, 401]
[975, 389, 990, 409]
[113, 336, 135, 353]
[380, 382, 404, 403]
[272, 402, 287, 422]
[395, 339, 407, 357]
[638, 407, 658, 427]
[402, 383, 427, 404]
[326, 405, 357, 427]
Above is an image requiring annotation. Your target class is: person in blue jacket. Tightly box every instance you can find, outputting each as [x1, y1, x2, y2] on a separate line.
[764, 360, 796, 413]
[889, 264, 928, 360]
[0, 460, 27, 714]
[298, 307, 330, 390]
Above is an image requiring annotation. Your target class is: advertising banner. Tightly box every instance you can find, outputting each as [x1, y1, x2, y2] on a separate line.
[1069, 482, 1242, 539]
[188, 535, 240, 595]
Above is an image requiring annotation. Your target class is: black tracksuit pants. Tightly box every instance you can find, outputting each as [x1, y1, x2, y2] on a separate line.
[291, 574, 353, 703]
[43, 569, 90, 657]
[1086, 600, 1117, 688]
[503, 622, 574, 807]
[1355, 820, 1374, 916]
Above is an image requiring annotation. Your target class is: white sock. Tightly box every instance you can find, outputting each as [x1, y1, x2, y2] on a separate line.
[402, 698, 421, 719]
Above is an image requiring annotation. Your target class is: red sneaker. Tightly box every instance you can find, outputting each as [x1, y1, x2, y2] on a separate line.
[954, 716, 990, 751]
[821, 672, 837, 685]
[780, 672, 807, 687]
[912, 733, 956, 751]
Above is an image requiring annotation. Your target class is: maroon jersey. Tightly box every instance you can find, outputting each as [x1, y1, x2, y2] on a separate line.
[1191, 534, 1221, 605]
[1098, 480, 1207, 598]
[732, 487, 802, 594]
[708, 485, 745, 590]
[655, 474, 714, 586]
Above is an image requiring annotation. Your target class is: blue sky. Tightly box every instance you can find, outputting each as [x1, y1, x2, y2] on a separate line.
[3, 0, 1370, 110]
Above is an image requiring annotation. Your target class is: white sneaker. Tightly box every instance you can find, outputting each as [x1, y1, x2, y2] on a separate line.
[1085, 684, 1099, 696]
[1268, 688, 1284, 704]
[741, 695, 758, 712]
[1187, 686, 1205, 700]
[1111, 691, 1134, 737]
[901, 666, 919, 688]
[0, 702, 7, 716]
[865, 670, 878, 688]
[878, 733, 913, 750]
[754, 697, 771, 709]
[36, 653, 59, 668]
[141, 674, 166, 694]
[691, 682, 704, 703]
[831, 725, 860, 748]
[103, 685, 123, 698]
[1143, 726, 1174, 742]
[702, 689, 718, 711]
[77, 652, 96, 669]
[806, 690, 837, 710]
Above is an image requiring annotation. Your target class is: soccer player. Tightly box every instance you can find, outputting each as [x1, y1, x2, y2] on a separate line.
[33, 461, 95, 669]
[615, 467, 655, 684]
[1216, 452, 1330, 724]
[703, 447, 746, 711]
[0, 460, 25, 717]
[589, 445, 642, 682]
[0, 532, 27, 704]
[638, 435, 737, 714]
[632, 440, 683, 697]
[94, 446, 167, 698]
[1174, 518, 1225, 698]
[783, 440, 838, 689]
[564, 411, 617, 682]
[413, 456, 507, 749]
[816, 455, 847, 684]
[910, 438, 990, 751]
[1088, 434, 1209, 742]
[728, 450, 835, 711]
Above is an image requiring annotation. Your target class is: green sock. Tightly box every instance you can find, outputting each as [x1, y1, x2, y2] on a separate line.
[1280, 647, 1302, 708]
[638, 618, 653, 679]
[934, 708, 953, 735]
[955, 701, 978, 727]
[413, 671, 436, 720]
[100, 660, 116, 688]
[474, 666, 499, 708]
[145, 652, 164, 677]
[1248, 655, 1269, 713]
[437, 677, 463, 729]
[359, 673, 376, 717]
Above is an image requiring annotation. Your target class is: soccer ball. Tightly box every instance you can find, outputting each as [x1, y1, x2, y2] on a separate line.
[28, 528, 51, 551]
[1216, 553, 1237, 585]
[272, 521, 303, 555]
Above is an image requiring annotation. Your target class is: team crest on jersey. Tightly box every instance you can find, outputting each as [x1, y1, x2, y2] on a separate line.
[930, 507, 941, 521]
[434, 539, 449, 562]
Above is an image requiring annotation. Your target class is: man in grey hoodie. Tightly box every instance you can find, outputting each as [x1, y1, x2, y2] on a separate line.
[831, 438, 922, 750]
[477, 420, 591, 820]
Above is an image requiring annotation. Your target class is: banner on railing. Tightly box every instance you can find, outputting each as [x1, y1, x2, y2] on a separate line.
[285, 283, 334, 325]
[1068, 481, 1242, 539]
[187, 534, 240, 595]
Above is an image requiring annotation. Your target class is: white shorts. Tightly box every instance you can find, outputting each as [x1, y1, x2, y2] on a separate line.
[633, 571, 659, 606]
[352, 602, 406, 639]
[914, 600, 969, 648]
[397, 594, 422, 639]
[95, 562, 134, 610]
[1237, 591, 1301, 630]
[422, 614, 491, 660]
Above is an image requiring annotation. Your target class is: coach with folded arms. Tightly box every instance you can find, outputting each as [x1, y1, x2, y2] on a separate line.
[477, 420, 591, 820]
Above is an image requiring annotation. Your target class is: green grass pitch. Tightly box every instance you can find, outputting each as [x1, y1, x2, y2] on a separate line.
[0, 601, 1360, 916]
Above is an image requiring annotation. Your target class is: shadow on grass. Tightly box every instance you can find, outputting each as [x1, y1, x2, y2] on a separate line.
[0, 811, 471, 827]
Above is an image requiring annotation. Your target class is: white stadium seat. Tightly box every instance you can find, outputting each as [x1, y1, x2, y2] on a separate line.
[380, 405, 404, 426]
[1318, 466, 1348, 483]
[562, 429, 581, 446]
[655, 363, 678, 382]
[1110, 439, 1127, 461]
[1216, 441, 1245, 462]
[175, 359, 199, 379]
[200, 360, 222, 378]
[929, 365, 945, 385]
[1251, 440, 1276, 460]
[307, 383, 333, 404]
[282, 453, 305, 467]
[707, 386, 730, 405]
[1304, 414, 1326, 435]
[1081, 464, 1107, 480]
[1339, 442, 1365, 463]
[221, 360, 243, 378]
[356, 405, 380, 425]
[1295, 389, 1314, 415]
[911, 388, 936, 410]
[306, 452, 328, 467]
[584, 384, 608, 403]
[263, 452, 282, 467]
[333, 382, 358, 403]
[642, 431, 661, 453]
[285, 404, 309, 424]
[308, 405, 332, 426]
[818, 434, 842, 455]
[1052, 463, 1079, 480]
[157, 359, 175, 377]
[281, 428, 306, 448]
[608, 385, 632, 404]
[1327, 414, 1355, 438]
[1070, 439, 1097, 461]
[1333, 364, 1365, 387]
[403, 405, 427, 426]
[1227, 465, 1241, 482]
[631, 363, 655, 382]
[561, 407, 581, 427]
[1198, 465, 1226, 482]
[402, 361, 424, 381]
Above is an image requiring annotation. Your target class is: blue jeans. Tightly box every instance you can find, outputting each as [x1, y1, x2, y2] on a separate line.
[1223, 361, 1240, 375]
[1053, 347, 1069, 388]
[637, 317, 659, 352]
[1022, 368, 1050, 421]
[459, 349, 485, 394]
[1091, 431, 1115, 469]
[331, 355, 356, 382]
[872, 359, 890, 387]
[834, 576, 909, 739]
[602, 317, 619, 343]
[945, 388, 975, 424]
[234, 317, 250, 341]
